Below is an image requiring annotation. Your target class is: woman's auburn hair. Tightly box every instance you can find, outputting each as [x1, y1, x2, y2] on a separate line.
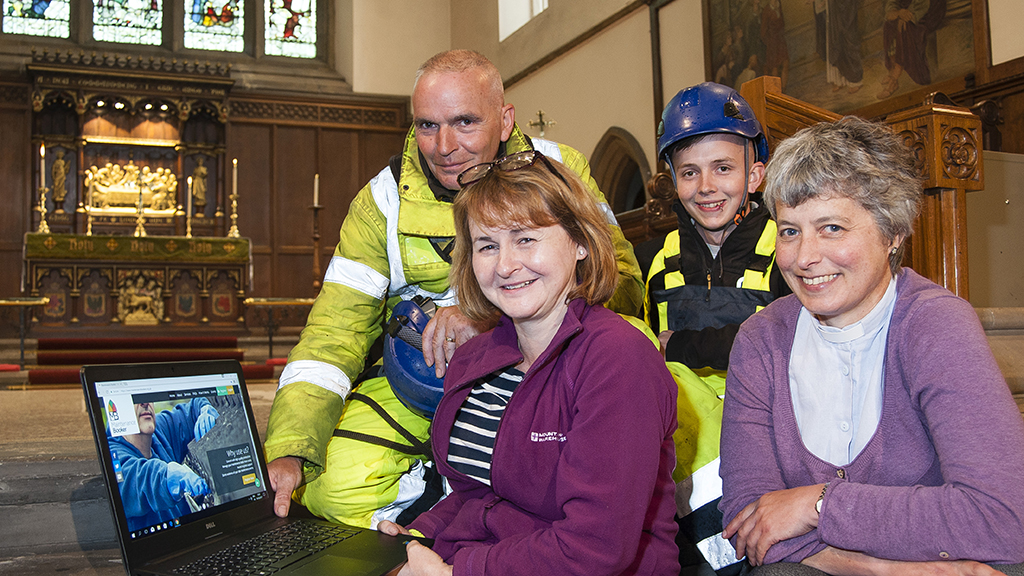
[449, 156, 618, 322]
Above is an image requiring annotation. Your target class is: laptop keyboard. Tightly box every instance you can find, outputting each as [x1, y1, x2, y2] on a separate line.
[173, 521, 360, 576]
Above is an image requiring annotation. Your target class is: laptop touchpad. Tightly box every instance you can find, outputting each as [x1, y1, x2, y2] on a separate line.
[289, 554, 388, 575]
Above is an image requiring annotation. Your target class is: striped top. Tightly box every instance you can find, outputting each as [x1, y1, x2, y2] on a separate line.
[447, 368, 524, 486]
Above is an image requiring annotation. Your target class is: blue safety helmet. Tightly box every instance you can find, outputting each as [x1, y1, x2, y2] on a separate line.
[383, 296, 445, 420]
[657, 82, 769, 166]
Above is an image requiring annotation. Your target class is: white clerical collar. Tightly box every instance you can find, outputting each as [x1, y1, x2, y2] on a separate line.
[812, 275, 898, 344]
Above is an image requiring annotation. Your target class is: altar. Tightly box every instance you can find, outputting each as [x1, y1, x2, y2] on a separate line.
[24, 233, 251, 332]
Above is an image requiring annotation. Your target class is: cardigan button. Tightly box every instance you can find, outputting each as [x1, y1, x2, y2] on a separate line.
[939, 552, 950, 559]
[836, 469, 846, 479]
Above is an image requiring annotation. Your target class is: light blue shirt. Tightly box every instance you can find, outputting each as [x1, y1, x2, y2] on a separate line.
[789, 276, 898, 466]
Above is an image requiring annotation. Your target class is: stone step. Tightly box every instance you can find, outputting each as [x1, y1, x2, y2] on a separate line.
[0, 459, 117, 557]
[976, 307, 1024, 414]
[0, 548, 125, 575]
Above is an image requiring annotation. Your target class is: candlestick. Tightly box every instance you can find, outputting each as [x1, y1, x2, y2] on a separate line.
[227, 160, 240, 239]
[36, 184, 49, 234]
[310, 203, 322, 292]
[186, 176, 193, 238]
[133, 189, 147, 237]
[313, 173, 320, 206]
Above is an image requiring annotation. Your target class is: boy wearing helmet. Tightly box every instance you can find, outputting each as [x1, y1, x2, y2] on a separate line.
[635, 82, 790, 574]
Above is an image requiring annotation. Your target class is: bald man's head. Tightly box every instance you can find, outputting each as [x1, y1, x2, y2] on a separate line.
[411, 50, 515, 190]
[414, 49, 505, 109]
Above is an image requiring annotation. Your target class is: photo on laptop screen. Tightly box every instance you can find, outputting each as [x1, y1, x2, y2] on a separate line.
[94, 369, 267, 539]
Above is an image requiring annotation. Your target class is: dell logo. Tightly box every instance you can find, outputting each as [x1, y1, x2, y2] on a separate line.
[206, 522, 216, 530]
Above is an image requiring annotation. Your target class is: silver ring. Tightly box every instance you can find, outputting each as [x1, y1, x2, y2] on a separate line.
[445, 336, 455, 343]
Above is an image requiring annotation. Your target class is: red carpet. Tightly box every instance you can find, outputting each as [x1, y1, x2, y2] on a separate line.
[38, 349, 245, 366]
[26, 336, 274, 387]
[28, 364, 274, 385]
[37, 337, 238, 351]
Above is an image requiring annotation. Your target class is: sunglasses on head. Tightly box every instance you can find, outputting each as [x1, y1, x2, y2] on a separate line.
[456, 150, 571, 189]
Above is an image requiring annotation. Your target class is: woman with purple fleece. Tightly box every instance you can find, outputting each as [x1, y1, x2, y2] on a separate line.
[379, 150, 680, 576]
[719, 116, 1024, 576]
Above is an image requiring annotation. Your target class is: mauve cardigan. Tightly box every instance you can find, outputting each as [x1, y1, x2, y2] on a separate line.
[720, 268, 1024, 564]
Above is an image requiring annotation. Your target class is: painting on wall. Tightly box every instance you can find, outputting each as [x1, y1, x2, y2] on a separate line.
[704, 0, 977, 113]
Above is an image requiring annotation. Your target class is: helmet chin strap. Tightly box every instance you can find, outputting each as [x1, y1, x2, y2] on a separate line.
[733, 141, 752, 226]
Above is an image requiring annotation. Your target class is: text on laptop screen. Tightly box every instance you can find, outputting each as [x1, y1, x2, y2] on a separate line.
[95, 372, 267, 538]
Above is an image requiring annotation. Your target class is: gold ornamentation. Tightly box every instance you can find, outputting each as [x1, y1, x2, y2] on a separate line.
[116, 271, 164, 325]
[106, 238, 119, 251]
[86, 161, 178, 213]
[165, 240, 178, 252]
[191, 157, 208, 209]
[37, 185, 50, 234]
[43, 236, 57, 250]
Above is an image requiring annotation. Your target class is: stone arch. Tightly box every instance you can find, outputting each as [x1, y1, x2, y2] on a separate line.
[590, 127, 652, 215]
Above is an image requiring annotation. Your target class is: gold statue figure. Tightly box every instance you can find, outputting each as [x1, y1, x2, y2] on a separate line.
[191, 157, 208, 210]
[51, 149, 71, 210]
[85, 161, 178, 213]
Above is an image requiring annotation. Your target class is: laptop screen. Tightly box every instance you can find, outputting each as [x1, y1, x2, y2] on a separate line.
[89, 365, 269, 542]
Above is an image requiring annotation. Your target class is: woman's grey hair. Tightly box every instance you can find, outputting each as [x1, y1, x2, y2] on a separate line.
[763, 116, 922, 274]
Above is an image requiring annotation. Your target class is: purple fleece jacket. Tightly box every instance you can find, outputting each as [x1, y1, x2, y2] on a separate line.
[408, 299, 680, 576]
[720, 268, 1024, 564]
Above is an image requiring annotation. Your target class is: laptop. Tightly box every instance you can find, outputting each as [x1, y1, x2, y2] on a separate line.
[81, 359, 423, 576]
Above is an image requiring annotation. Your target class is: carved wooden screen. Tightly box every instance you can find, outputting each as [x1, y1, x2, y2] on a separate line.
[743, 76, 982, 299]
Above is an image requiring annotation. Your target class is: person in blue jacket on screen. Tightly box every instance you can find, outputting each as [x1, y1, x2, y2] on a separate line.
[108, 397, 219, 531]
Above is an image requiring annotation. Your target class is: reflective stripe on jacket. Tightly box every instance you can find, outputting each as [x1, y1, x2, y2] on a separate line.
[645, 219, 777, 334]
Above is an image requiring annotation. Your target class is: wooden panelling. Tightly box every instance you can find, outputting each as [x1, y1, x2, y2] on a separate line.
[277, 252, 319, 299]
[274, 126, 318, 250]
[251, 253, 273, 297]
[227, 95, 407, 301]
[360, 131, 406, 188]
[229, 123, 273, 248]
[0, 106, 30, 301]
[318, 129, 360, 245]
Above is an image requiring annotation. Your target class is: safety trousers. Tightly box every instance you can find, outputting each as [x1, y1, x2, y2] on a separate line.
[294, 375, 434, 529]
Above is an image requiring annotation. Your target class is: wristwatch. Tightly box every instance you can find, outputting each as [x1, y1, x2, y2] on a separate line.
[815, 482, 830, 514]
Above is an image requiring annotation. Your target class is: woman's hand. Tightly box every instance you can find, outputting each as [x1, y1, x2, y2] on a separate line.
[805, 546, 1003, 576]
[723, 484, 823, 565]
[397, 541, 452, 576]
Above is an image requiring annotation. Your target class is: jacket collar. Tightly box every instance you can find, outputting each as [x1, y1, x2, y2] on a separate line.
[396, 124, 532, 238]
[452, 298, 590, 388]
[673, 200, 771, 260]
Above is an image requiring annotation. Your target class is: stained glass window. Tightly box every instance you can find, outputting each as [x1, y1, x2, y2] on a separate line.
[2, 0, 70, 38]
[93, 0, 163, 46]
[264, 0, 316, 58]
[184, 0, 243, 52]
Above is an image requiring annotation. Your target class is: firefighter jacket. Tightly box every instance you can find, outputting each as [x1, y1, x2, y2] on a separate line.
[264, 124, 643, 489]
